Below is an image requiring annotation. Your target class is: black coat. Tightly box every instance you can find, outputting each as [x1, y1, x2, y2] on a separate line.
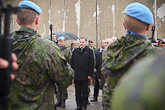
[94, 49, 102, 78]
[71, 46, 94, 81]
[94, 48, 105, 89]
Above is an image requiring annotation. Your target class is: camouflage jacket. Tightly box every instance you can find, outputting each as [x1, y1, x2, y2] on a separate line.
[88, 46, 96, 67]
[101, 34, 160, 109]
[60, 46, 72, 65]
[112, 51, 165, 110]
[8, 27, 73, 110]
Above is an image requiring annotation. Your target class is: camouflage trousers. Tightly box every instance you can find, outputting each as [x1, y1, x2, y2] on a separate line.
[102, 76, 119, 110]
[56, 88, 68, 101]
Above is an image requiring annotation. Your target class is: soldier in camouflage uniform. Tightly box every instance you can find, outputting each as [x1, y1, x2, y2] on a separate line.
[8, 1, 73, 110]
[112, 51, 165, 110]
[55, 36, 72, 108]
[101, 2, 160, 110]
[87, 40, 96, 104]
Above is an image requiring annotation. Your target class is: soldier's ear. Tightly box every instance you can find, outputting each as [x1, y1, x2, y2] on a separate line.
[146, 24, 150, 31]
[123, 21, 126, 30]
[35, 16, 39, 25]
[16, 18, 20, 25]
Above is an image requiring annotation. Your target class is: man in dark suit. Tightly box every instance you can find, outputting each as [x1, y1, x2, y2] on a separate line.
[71, 37, 94, 110]
[91, 40, 106, 102]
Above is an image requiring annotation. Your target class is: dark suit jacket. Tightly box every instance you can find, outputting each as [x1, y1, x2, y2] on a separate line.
[71, 46, 94, 81]
[94, 48, 103, 79]
[95, 48, 105, 89]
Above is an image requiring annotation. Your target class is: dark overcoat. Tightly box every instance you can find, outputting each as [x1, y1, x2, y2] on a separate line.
[71, 46, 94, 81]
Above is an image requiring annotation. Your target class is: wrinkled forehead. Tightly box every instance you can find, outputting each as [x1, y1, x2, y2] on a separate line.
[79, 38, 86, 42]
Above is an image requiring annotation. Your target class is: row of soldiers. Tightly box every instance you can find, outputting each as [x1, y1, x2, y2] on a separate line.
[0, 0, 164, 110]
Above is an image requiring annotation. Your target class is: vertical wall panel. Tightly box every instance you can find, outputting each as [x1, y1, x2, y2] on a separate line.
[80, 0, 97, 47]
[36, 0, 50, 38]
[97, 0, 113, 47]
[157, 0, 165, 39]
[50, 0, 65, 34]
[115, 0, 135, 39]
[64, 0, 79, 47]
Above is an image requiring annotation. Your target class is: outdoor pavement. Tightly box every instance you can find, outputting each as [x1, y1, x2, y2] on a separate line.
[55, 84, 103, 110]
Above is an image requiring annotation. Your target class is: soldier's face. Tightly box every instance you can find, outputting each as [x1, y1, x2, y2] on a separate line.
[79, 38, 87, 48]
[89, 42, 93, 47]
[58, 40, 65, 47]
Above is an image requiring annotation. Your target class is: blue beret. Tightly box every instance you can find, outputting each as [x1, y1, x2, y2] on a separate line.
[58, 36, 65, 41]
[124, 2, 154, 24]
[18, 0, 42, 14]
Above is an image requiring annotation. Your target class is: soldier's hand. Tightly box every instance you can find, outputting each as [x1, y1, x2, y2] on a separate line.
[0, 53, 18, 80]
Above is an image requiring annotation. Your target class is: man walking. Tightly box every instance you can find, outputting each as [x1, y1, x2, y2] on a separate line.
[71, 37, 94, 110]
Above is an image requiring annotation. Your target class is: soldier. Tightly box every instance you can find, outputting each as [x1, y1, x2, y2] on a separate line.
[87, 40, 96, 104]
[112, 51, 165, 110]
[101, 2, 160, 110]
[88, 40, 96, 50]
[10, 1, 73, 110]
[55, 36, 72, 108]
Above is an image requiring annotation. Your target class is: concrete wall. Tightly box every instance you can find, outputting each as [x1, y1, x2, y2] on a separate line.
[4, 0, 165, 48]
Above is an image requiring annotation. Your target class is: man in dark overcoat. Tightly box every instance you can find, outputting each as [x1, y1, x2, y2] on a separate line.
[71, 37, 94, 110]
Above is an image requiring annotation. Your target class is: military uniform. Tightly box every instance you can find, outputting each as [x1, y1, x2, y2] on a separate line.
[56, 45, 72, 106]
[101, 2, 161, 109]
[112, 51, 165, 110]
[88, 46, 96, 103]
[101, 34, 160, 110]
[8, 27, 73, 110]
[60, 46, 72, 65]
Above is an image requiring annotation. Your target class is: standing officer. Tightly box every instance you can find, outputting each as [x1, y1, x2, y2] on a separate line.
[101, 2, 160, 110]
[112, 51, 165, 110]
[55, 36, 72, 108]
[71, 37, 94, 110]
[10, 1, 73, 110]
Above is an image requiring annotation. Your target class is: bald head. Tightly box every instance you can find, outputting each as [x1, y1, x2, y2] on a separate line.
[100, 40, 106, 49]
[112, 37, 117, 42]
[105, 38, 113, 46]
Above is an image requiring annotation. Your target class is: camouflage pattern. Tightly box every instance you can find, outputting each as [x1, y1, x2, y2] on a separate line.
[56, 89, 68, 101]
[56, 46, 72, 101]
[88, 46, 96, 97]
[101, 34, 160, 110]
[8, 27, 73, 110]
[89, 46, 96, 66]
[60, 46, 72, 65]
[112, 51, 165, 110]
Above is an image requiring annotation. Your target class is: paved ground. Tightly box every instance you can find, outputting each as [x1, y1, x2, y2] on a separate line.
[55, 84, 103, 110]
